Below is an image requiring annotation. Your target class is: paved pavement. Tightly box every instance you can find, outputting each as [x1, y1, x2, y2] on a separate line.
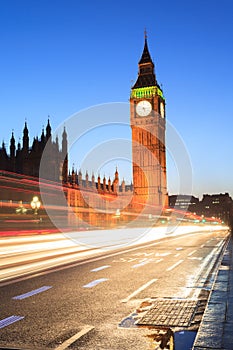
[193, 234, 233, 350]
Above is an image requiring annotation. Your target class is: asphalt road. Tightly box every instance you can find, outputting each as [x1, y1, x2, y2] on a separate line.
[0, 228, 229, 350]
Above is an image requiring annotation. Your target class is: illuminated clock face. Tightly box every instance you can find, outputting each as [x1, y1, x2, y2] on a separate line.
[160, 102, 165, 118]
[136, 100, 152, 117]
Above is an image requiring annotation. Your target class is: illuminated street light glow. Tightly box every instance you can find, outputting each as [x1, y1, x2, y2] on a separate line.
[31, 196, 41, 215]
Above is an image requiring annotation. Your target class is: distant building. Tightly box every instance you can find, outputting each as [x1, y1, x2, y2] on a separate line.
[198, 193, 233, 224]
[169, 195, 199, 211]
[169, 193, 233, 226]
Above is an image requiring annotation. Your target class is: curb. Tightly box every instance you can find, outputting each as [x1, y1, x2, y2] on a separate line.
[193, 235, 233, 350]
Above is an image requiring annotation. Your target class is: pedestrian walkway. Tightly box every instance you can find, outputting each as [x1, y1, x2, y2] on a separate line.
[193, 234, 233, 350]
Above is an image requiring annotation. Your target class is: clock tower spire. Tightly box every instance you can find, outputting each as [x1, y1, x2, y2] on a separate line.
[133, 34, 160, 90]
[130, 34, 168, 214]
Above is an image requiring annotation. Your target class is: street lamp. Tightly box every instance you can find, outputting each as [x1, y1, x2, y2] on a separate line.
[31, 196, 41, 215]
[115, 209, 121, 218]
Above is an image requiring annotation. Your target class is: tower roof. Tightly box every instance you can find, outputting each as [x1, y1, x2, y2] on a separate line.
[138, 37, 153, 64]
[132, 34, 159, 89]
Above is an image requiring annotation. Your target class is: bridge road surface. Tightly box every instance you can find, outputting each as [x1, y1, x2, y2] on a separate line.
[0, 229, 229, 349]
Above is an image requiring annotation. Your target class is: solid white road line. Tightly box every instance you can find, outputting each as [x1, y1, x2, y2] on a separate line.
[166, 259, 184, 271]
[121, 278, 157, 303]
[55, 325, 95, 350]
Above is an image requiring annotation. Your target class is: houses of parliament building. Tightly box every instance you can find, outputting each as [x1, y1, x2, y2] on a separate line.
[0, 35, 168, 227]
[0, 120, 68, 182]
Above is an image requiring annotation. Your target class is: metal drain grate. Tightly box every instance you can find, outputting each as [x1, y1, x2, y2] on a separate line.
[137, 299, 198, 327]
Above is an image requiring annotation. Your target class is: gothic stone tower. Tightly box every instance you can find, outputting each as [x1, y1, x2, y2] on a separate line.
[130, 34, 168, 213]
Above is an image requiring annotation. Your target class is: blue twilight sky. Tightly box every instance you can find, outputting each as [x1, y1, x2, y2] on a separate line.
[0, 0, 233, 199]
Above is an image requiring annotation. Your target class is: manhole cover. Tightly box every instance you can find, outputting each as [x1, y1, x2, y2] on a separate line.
[137, 299, 198, 327]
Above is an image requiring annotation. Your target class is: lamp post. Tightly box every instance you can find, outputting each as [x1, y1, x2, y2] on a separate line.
[31, 196, 41, 215]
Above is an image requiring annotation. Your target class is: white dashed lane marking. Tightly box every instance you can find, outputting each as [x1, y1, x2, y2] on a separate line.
[166, 260, 184, 272]
[55, 325, 95, 350]
[12, 286, 52, 300]
[121, 278, 157, 303]
[0, 315, 24, 329]
[132, 260, 150, 268]
[91, 265, 110, 272]
[155, 252, 171, 257]
[155, 258, 163, 264]
[83, 278, 108, 288]
[188, 250, 197, 256]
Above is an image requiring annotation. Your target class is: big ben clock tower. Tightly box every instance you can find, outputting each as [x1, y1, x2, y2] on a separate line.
[130, 33, 168, 213]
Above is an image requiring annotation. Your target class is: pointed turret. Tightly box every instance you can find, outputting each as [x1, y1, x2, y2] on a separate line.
[62, 126, 67, 155]
[114, 167, 119, 181]
[46, 118, 51, 141]
[41, 128, 45, 144]
[92, 172, 95, 189]
[62, 126, 68, 183]
[97, 174, 101, 190]
[23, 121, 29, 151]
[85, 171, 89, 187]
[113, 167, 119, 193]
[71, 166, 76, 185]
[103, 175, 106, 191]
[10, 132, 15, 158]
[23, 121, 28, 136]
[108, 177, 111, 192]
[0, 141, 7, 160]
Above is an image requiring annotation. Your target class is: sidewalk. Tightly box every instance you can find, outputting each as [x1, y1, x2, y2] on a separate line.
[193, 234, 233, 350]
